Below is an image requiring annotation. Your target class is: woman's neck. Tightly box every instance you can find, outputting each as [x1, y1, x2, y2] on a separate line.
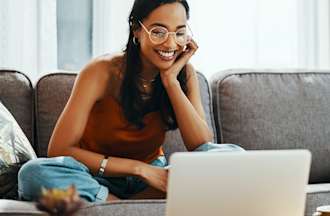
[140, 56, 159, 81]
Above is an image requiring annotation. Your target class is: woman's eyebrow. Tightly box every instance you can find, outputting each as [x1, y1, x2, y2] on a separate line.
[150, 22, 186, 29]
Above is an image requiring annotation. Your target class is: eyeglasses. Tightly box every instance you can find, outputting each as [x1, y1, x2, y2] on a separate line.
[138, 21, 193, 46]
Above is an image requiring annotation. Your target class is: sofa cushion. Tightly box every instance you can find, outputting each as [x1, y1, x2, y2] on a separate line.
[77, 200, 165, 216]
[0, 199, 45, 215]
[1, 189, 328, 216]
[305, 184, 330, 216]
[211, 69, 330, 183]
[0, 70, 34, 148]
[35, 73, 75, 157]
[0, 199, 165, 216]
[35, 72, 216, 158]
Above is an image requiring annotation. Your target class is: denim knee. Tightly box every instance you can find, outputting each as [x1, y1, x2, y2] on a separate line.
[18, 158, 48, 200]
[194, 142, 245, 152]
[18, 156, 109, 203]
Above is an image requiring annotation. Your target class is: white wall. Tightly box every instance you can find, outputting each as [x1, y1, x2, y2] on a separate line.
[189, 0, 330, 79]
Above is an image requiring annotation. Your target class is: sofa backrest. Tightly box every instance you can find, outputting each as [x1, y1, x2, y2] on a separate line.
[0, 70, 34, 148]
[35, 72, 217, 159]
[35, 73, 76, 157]
[211, 69, 330, 183]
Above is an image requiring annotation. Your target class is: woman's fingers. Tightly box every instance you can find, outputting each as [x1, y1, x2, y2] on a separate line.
[144, 166, 168, 192]
[174, 39, 198, 66]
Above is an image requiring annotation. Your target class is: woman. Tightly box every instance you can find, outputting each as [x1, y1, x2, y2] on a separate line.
[18, 0, 243, 202]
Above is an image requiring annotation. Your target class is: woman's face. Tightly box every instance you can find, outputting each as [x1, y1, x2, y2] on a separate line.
[136, 2, 188, 72]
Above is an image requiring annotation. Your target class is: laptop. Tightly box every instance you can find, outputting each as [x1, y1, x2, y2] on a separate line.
[165, 150, 311, 216]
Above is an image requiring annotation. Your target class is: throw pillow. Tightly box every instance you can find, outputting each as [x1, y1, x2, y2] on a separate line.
[0, 101, 37, 199]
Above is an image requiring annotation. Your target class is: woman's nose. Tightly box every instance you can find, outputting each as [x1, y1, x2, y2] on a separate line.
[162, 33, 178, 48]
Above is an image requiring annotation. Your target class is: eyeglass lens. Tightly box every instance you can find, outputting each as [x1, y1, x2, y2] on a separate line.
[149, 26, 191, 45]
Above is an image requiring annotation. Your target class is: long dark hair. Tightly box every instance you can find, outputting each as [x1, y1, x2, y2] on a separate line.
[120, 0, 190, 130]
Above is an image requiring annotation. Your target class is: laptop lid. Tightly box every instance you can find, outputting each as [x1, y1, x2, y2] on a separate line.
[165, 150, 311, 216]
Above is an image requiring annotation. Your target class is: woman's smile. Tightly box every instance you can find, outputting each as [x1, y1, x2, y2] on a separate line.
[154, 49, 178, 61]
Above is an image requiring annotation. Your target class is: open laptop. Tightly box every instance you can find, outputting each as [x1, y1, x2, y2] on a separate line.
[165, 150, 311, 216]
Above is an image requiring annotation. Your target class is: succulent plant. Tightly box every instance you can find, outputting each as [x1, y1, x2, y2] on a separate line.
[36, 185, 84, 216]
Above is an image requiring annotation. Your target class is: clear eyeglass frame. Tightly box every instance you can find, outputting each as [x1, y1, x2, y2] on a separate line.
[138, 21, 193, 46]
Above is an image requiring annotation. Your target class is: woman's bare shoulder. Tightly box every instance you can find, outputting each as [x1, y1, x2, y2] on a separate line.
[89, 53, 125, 99]
[75, 53, 125, 100]
[88, 52, 125, 76]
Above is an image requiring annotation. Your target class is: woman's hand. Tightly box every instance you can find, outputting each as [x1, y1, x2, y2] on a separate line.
[138, 163, 168, 192]
[160, 39, 198, 88]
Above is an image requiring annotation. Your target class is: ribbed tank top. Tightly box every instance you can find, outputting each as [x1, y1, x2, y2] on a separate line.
[80, 95, 165, 163]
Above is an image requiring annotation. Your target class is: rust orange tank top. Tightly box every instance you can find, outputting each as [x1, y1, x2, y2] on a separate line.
[80, 95, 166, 163]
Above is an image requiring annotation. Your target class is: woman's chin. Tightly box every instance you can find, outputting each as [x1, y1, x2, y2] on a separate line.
[153, 59, 176, 71]
[157, 64, 173, 71]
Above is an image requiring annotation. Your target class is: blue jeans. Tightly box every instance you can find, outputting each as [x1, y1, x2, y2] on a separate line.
[193, 142, 244, 152]
[18, 142, 244, 202]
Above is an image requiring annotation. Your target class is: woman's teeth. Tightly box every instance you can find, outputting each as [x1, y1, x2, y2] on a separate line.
[157, 50, 175, 60]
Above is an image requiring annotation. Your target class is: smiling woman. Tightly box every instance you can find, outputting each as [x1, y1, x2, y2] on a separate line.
[17, 0, 244, 203]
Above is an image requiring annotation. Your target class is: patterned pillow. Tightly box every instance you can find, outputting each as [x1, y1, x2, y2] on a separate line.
[0, 101, 37, 199]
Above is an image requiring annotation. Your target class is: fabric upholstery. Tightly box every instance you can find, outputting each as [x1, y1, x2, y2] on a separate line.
[0, 70, 34, 148]
[76, 200, 165, 216]
[35, 73, 75, 157]
[211, 69, 330, 183]
[2, 187, 329, 216]
[0, 199, 166, 216]
[305, 184, 330, 216]
[0, 199, 45, 215]
[35, 71, 216, 158]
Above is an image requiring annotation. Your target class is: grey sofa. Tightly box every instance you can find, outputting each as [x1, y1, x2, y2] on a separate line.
[0, 69, 329, 215]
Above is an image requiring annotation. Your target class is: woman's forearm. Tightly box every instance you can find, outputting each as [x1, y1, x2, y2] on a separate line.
[164, 81, 213, 150]
[48, 146, 145, 177]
